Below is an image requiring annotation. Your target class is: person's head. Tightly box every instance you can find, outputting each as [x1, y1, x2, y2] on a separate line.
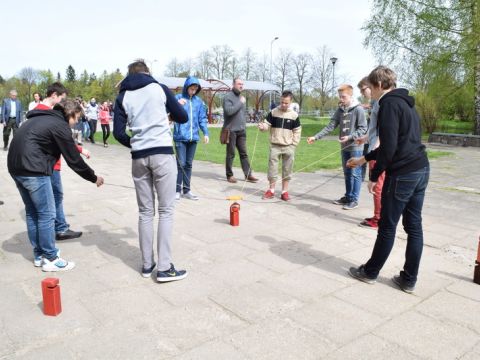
[127, 59, 150, 75]
[337, 84, 354, 107]
[232, 78, 244, 93]
[187, 84, 199, 97]
[367, 66, 397, 100]
[357, 77, 371, 100]
[102, 101, 108, 109]
[279, 90, 293, 112]
[90, 97, 96, 106]
[33, 92, 42, 102]
[53, 98, 84, 128]
[9, 90, 17, 100]
[46, 82, 68, 105]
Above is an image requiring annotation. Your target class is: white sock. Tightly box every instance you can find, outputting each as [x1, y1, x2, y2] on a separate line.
[282, 190, 287, 194]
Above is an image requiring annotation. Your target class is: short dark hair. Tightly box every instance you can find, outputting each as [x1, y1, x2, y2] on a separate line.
[46, 82, 68, 97]
[281, 90, 293, 100]
[367, 66, 397, 90]
[357, 77, 370, 89]
[53, 98, 83, 120]
[128, 59, 150, 75]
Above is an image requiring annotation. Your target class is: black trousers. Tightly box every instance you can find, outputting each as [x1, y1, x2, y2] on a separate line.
[3, 118, 17, 147]
[225, 129, 252, 178]
[101, 124, 110, 144]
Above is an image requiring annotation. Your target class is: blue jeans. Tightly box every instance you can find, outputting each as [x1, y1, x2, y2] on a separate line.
[13, 175, 57, 260]
[51, 170, 69, 233]
[341, 149, 363, 202]
[364, 166, 430, 285]
[175, 141, 197, 193]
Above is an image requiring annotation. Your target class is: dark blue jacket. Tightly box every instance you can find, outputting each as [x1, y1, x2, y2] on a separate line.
[2, 98, 23, 125]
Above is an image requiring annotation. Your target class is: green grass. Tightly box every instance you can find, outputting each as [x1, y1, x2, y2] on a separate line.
[97, 123, 452, 174]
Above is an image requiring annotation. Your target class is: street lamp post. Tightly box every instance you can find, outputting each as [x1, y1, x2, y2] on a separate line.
[330, 57, 338, 97]
[269, 36, 279, 108]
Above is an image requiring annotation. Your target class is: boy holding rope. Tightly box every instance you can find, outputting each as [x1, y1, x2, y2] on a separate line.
[258, 91, 301, 201]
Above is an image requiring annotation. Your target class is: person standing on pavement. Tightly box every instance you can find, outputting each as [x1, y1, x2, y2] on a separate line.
[35, 82, 89, 241]
[356, 77, 384, 229]
[2, 90, 23, 151]
[258, 90, 301, 202]
[347, 66, 430, 293]
[222, 78, 258, 184]
[173, 76, 209, 201]
[307, 84, 367, 210]
[99, 101, 112, 147]
[114, 59, 189, 282]
[85, 98, 99, 143]
[8, 99, 104, 272]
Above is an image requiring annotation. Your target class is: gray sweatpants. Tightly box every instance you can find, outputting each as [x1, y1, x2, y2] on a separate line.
[132, 154, 176, 272]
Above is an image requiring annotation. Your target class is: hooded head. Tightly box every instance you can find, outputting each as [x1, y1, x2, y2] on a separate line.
[182, 76, 201, 98]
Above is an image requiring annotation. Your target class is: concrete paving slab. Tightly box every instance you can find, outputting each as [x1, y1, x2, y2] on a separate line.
[1, 143, 479, 358]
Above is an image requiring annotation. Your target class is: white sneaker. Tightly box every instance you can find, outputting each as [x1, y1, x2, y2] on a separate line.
[34, 255, 43, 267]
[175, 192, 181, 200]
[182, 191, 199, 201]
[33, 249, 61, 267]
[42, 257, 75, 272]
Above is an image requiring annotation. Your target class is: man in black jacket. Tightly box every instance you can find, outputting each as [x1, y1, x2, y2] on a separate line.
[8, 100, 104, 272]
[346, 66, 429, 293]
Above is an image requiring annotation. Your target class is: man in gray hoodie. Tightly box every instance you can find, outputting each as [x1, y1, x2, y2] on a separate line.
[307, 84, 367, 210]
[222, 78, 258, 183]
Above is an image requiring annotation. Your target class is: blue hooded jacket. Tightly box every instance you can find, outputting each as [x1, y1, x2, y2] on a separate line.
[173, 76, 209, 142]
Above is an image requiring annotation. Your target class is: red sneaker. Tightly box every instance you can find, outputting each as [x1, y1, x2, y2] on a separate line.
[359, 219, 378, 229]
[263, 189, 275, 199]
[280, 192, 290, 201]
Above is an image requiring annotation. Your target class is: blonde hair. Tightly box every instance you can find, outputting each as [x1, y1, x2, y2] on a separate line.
[337, 84, 353, 95]
[368, 66, 397, 90]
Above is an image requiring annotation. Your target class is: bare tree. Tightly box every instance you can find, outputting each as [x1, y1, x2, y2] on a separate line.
[310, 46, 334, 111]
[229, 53, 240, 79]
[18, 67, 39, 103]
[292, 53, 312, 111]
[181, 57, 195, 77]
[241, 48, 257, 80]
[254, 53, 269, 82]
[211, 45, 234, 79]
[274, 48, 293, 92]
[164, 58, 182, 77]
[197, 51, 212, 79]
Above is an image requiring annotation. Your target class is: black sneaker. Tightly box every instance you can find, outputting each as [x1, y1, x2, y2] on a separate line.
[348, 265, 377, 284]
[156, 263, 188, 283]
[392, 275, 415, 293]
[56, 229, 83, 240]
[333, 196, 348, 205]
[343, 201, 359, 210]
[141, 262, 156, 278]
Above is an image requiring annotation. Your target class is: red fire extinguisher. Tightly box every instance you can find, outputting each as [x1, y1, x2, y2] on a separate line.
[230, 202, 240, 226]
[41, 278, 62, 316]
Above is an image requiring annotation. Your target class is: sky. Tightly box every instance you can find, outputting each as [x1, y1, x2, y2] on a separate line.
[3, 0, 377, 95]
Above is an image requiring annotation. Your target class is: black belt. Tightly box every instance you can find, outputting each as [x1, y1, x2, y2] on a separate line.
[9, 117, 16, 119]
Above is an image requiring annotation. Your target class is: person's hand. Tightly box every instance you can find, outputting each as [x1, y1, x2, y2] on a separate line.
[204, 135, 209, 144]
[368, 181, 377, 194]
[258, 123, 266, 131]
[355, 135, 368, 145]
[178, 98, 187, 105]
[96, 176, 104, 187]
[339, 136, 349, 144]
[346, 157, 365, 168]
[81, 148, 91, 159]
[307, 137, 316, 144]
[240, 96, 246, 104]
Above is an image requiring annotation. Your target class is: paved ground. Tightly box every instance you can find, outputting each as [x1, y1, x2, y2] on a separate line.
[1, 140, 479, 359]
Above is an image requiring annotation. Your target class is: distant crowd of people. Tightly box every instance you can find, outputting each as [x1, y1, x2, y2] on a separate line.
[3, 60, 429, 294]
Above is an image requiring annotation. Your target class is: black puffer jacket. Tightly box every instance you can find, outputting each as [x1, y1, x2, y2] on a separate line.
[7, 109, 97, 183]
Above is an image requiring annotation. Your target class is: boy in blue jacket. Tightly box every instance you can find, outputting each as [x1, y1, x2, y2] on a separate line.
[173, 76, 209, 201]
